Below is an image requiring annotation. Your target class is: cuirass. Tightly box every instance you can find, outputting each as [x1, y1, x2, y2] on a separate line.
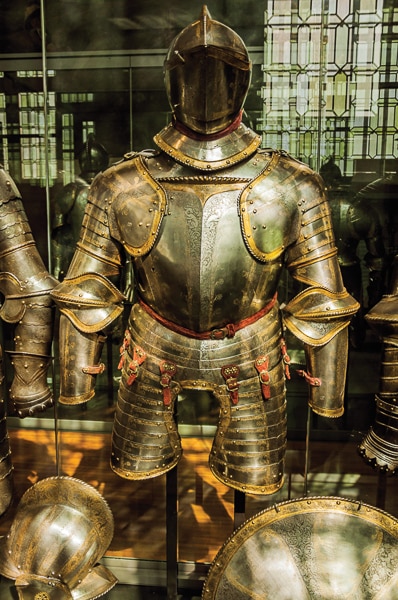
[108, 151, 304, 331]
[134, 179, 283, 330]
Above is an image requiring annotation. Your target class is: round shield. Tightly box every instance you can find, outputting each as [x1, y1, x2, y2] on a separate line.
[202, 496, 398, 599]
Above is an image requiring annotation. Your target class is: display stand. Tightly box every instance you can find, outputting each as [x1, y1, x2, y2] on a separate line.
[166, 467, 178, 599]
[164, 410, 314, 599]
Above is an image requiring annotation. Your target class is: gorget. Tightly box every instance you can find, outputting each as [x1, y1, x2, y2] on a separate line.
[153, 121, 261, 171]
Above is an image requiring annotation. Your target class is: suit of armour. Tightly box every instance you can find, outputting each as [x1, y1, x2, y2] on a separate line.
[51, 7, 358, 495]
[0, 167, 56, 514]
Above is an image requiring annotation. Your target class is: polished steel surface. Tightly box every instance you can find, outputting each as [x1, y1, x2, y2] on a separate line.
[51, 12, 358, 494]
[111, 302, 287, 494]
[202, 496, 398, 599]
[0, 476, 117, 600]
[153, 121, 260, 170]
[0, 167, 56, 418]
[0, 347, 13, 517]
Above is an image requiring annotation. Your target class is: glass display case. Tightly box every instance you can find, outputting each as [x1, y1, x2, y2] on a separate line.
[0, 1, 397, 597]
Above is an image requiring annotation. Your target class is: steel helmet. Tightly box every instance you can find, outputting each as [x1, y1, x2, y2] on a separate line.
[78, 134, 109, 181]
[0, 476, 117, 600]
[164, 5, 251, 135]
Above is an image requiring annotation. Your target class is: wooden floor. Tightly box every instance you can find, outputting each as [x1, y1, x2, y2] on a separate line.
[1, 427, 398, 567]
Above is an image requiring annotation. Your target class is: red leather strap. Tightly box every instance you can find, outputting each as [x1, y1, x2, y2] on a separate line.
[118, 329, 132, 369]
[173, 110, 243, 141]
[139, 293, 277, 341]
[82, 363, 106, 375]
[159, 360, 177, 406]
[221, 364, 240, 405]
[126, 346, 147, 386]
[255, 355, 271, 400]
[280, 338, 291, 380]
[297, 370, 322, 387]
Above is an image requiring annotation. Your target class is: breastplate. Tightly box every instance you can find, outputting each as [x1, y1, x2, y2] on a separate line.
[108, 149, 303, 331]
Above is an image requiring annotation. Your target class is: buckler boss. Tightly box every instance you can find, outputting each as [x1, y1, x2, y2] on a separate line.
[51, 7, 359, 495]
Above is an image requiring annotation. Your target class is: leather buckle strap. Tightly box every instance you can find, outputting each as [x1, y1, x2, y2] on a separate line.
[255, 355, 271, 400]
[297, 369, 321, 387]
[221, 364, 240, 405]
[82, 363, 106, 375]
[159, 360, 177, 406]
[280, 337, 291, 380]
[118, 329, 132, 369]
[138, 293, 277, 341]
[210, 324, 236, 340]
[126, 346, 147, 385]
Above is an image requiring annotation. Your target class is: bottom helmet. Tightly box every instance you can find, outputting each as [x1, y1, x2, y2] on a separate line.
[0, 476, 117, 600]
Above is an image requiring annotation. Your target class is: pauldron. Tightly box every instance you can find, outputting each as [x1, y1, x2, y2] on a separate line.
[107, 147, 324, 267]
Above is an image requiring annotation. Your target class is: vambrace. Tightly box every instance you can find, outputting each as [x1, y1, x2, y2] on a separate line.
[2, 275, 56, 417]
[359, 288, 398, 473]
[0, 174, 57, 417]
[283, 286, 359, 416]
[51, 272, 125, 404]
[58, 314, 107, 404]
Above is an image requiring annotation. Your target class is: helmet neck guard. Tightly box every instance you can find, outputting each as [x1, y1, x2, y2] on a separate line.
[154, 120, 261, 171]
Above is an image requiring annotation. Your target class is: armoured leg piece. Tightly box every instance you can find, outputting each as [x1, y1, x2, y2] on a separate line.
[112, 303, 288, 494]
[209, 388, 287, 494]
[112, 376, 182, 479]
[112, 321, 182, 479]
[0, 348, 13, 516]
[358, 342, 398, 473]
[209, 327, 287, 494]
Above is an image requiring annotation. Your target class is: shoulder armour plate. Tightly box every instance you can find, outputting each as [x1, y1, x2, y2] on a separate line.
[108, 155, 167, 257]
[239, 150, 284, 262]
[0, 168, 21, 203]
